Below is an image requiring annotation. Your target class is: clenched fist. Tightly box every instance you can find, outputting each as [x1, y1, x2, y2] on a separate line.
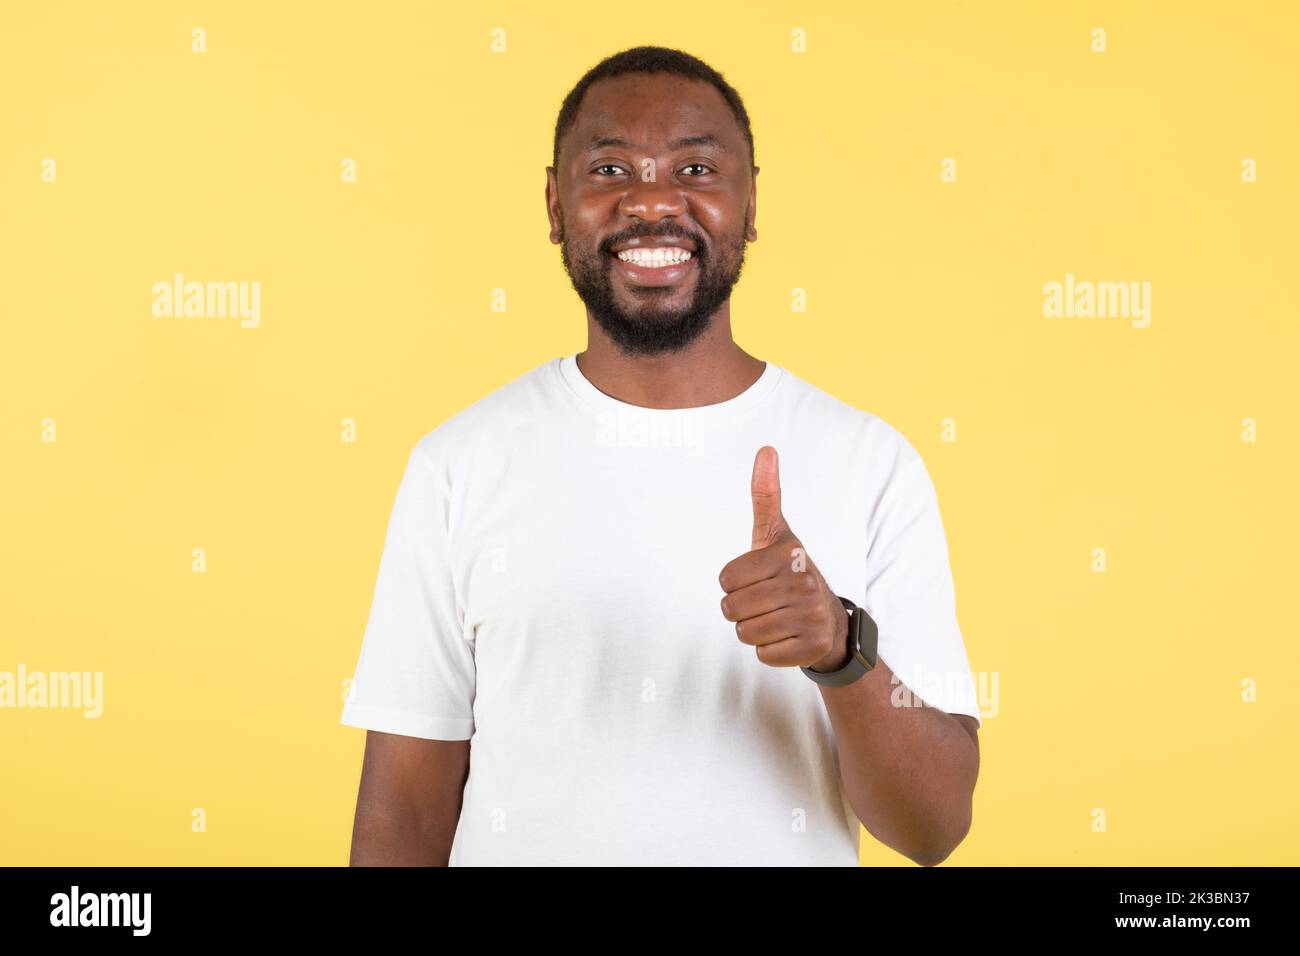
[717, 446, 850, 672]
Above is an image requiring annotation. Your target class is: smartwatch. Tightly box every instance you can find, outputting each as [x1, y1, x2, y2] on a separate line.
[801, 595, 878, 687]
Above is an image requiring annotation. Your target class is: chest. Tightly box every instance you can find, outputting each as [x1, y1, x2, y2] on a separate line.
[453, 433, 869, 651]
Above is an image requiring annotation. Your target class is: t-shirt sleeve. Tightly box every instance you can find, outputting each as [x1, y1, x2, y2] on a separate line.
[340, 443, 476, 740]
[863, 438, 982, 728]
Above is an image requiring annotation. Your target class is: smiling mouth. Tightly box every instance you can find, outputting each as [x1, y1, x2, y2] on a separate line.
[609, 250, 698, 288]
[612, 248, 693, 269]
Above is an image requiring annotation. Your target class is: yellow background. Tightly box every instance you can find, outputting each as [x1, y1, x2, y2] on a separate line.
[2, 1, 1296, 865]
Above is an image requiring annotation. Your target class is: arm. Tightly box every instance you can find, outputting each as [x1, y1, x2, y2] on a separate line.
[721, 445, 981, 868]
[348, 730, 470, 866]
[815, 611, 979, 866]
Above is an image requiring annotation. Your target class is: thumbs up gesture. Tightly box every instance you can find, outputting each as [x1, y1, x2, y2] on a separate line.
[718, 446, 851, 672]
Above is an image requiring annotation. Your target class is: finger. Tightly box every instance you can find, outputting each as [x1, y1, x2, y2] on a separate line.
[751, 445, 790, 551]
[754, 635, 812, 668]
[719, 576, 797, 622]
[718, 542, 792, 593]
[733, 606, 803, 647]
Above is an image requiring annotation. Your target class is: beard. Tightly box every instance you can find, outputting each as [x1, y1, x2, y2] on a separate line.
[559, 221, 749, 356]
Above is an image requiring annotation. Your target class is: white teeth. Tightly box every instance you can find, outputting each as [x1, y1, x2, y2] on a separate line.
[615, 248, 692, 268]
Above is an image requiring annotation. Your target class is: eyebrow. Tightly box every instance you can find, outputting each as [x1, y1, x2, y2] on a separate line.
[585, 133, 730, 153]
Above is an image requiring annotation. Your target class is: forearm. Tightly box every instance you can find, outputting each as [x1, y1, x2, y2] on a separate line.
[818, 653, 979, 866]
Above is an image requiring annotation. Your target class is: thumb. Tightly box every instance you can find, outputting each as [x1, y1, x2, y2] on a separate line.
[750, 445, 790, 551]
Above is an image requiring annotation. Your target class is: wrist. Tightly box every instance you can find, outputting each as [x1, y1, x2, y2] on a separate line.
[809, 600, 852, 672]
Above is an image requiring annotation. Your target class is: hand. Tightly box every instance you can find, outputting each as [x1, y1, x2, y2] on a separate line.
[717, 446, 851, 672]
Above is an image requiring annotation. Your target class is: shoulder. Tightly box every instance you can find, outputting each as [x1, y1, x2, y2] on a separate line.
[776, 364, 926, 475]
[407, 357, 558, 473]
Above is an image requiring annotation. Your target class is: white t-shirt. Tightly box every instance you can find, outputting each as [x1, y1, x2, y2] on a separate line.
[340, 354, 981, 866]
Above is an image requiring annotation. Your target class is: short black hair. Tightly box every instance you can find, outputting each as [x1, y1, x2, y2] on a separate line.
[552, 45, 756, 171]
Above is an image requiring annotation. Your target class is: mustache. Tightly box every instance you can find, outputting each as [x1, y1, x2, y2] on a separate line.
[602, 229, 702, 256]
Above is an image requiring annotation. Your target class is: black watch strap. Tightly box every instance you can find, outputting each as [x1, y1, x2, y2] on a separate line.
[801, 595, 878, 687]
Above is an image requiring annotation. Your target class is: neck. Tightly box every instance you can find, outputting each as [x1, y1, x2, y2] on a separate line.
[576, 304, 765, 409]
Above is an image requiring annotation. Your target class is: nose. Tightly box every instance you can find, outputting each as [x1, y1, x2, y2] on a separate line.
[618, 174, 687, 223]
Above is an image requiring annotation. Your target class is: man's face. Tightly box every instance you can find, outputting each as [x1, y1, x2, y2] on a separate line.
[547, 72, 758, 356]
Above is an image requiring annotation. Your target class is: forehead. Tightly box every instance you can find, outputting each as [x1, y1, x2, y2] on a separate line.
[564, 72, 742, 159]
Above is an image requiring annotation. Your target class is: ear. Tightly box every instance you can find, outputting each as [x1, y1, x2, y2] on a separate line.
[745, 166, 759, 242]
[545, 166, 563, 244]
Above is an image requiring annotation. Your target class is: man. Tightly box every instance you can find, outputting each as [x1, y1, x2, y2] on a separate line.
[341, 45, 981, 866]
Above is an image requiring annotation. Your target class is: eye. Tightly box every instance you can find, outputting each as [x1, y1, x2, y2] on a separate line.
[593, 164, 628, 177]
[681, 163, 714, 176]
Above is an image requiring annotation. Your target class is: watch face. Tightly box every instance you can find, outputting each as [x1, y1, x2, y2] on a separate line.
[857, 611, 879, 669]
[847, 607, 863, 651]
